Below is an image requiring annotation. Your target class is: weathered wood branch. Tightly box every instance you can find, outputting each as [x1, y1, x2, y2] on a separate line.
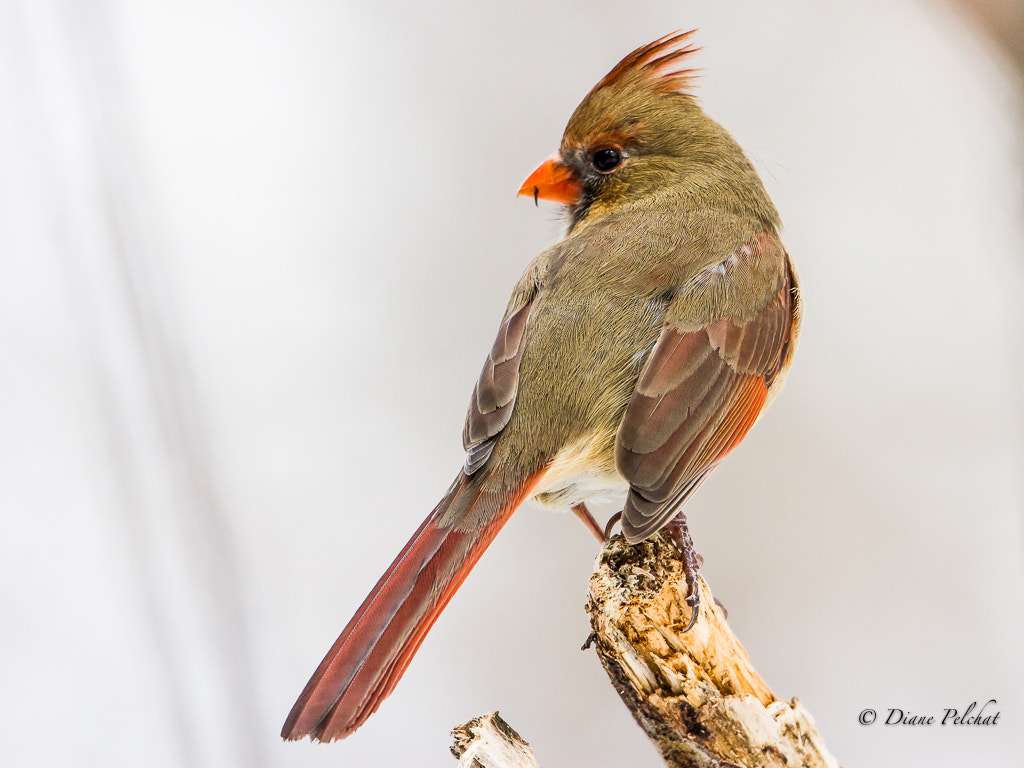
[450, 533, 839, 768]
[587, 532, 839, 768]
[451, 711, 540, 768]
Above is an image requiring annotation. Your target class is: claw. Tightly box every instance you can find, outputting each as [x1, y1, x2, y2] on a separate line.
[713, 596, 728, 619]
[663, 513, 702, 634]
[681, 591, 700, 634]
[603, 511, 622, 541]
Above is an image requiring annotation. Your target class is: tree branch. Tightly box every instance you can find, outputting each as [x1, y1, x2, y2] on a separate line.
[586, 532, 839, 768]
[451, 712, 541, 768]
[450, 533, 839, 767]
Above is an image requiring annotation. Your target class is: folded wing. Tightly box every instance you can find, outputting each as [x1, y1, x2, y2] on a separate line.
[615, 232, 798, 543]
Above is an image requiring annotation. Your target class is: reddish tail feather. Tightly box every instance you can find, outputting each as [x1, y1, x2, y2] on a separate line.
[282, 469, 544, 741]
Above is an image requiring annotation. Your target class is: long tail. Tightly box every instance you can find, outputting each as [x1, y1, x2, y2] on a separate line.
[281, 468, 544, 742]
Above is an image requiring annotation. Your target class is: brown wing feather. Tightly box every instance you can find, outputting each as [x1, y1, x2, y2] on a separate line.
[615, 233, 796, 543]
[462, 299, 532, 474]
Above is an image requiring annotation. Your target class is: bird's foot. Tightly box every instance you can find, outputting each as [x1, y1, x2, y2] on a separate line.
[603, 511, 622, 541]
[663, 513, 702, 633]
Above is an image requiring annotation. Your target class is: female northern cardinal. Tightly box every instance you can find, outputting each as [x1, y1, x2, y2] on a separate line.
[282, 30, 801, 742]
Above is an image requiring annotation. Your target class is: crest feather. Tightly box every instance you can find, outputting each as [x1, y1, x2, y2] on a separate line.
[587, 30, 701, 98]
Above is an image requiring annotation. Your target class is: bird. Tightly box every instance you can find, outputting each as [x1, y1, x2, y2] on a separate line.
[281, 30, 801, 743]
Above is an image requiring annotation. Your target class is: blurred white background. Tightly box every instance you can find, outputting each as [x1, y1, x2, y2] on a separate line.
[2, 1, 1022, 766]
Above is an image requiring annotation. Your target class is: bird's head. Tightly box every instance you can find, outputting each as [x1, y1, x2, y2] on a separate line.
[519, 31, 778, 232]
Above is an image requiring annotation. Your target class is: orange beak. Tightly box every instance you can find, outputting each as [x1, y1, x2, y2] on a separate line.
[517, 154, 581, 206]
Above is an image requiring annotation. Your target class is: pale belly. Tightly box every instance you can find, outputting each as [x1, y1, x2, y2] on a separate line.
[529, 429, 630, 512]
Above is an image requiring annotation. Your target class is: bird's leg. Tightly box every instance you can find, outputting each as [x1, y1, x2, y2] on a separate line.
[663, 512, 703, 633]
[572, 503, 604, 542]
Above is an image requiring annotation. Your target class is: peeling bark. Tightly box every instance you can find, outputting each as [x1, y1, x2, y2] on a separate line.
[586, 533, 839, 768]
[450, 533, 839, 768]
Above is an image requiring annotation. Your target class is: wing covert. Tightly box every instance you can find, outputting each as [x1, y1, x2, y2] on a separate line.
[615, 232, 798, 543]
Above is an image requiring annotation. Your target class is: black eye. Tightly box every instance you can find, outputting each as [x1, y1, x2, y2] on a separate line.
[591, 147, 622, 173]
